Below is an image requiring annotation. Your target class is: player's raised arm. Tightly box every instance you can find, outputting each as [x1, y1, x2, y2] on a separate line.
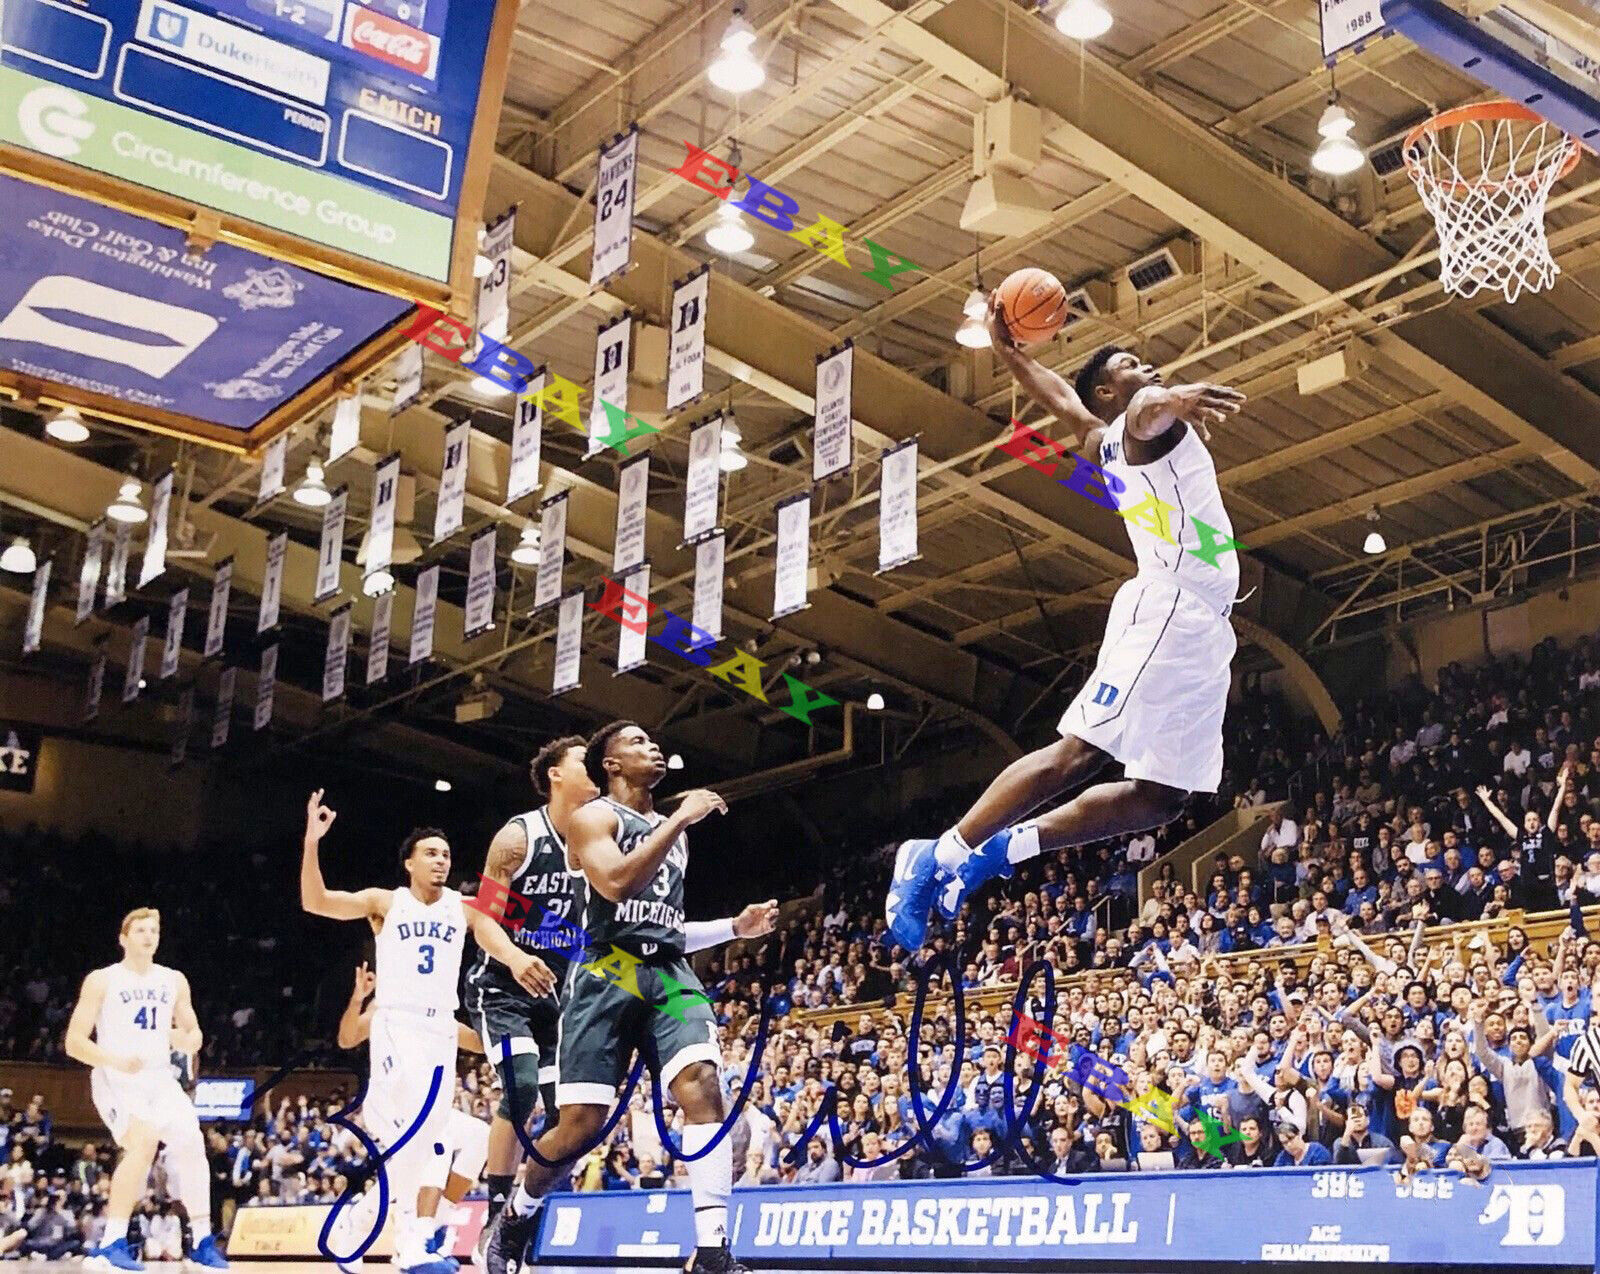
[985, 297, 1103, 439]
[570, 789, 725, 903]
[465, 905, 556, 999]
[483, 818, 529, 891]
[1124, 382, 1246, 442]
[64, 969, 139, 1073]
[335, 962, 376, 1049]
[299, 790, 391, 922]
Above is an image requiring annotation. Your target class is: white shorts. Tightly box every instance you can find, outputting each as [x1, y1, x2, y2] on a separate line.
[1059, 575, 1235, 794]
[90, 1066, 197, 1144]
[364, 1009, 458, 1151]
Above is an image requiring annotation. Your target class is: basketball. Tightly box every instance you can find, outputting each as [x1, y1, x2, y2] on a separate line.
[996, 267, 1069, 345]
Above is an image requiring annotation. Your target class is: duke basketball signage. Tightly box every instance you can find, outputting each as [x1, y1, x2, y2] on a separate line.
[0, 725, 42, 794]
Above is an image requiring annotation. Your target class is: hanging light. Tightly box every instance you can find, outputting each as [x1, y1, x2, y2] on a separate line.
[1055, 0, 1113, 40]
[363, 568, 396, 597]
[293, 459, 333, 508]
[1312, 100, 1365, 176]
[510, 524, 541, 566]
[706, 200, 755, 255]
[107, 478, 148, 525]
[434, 778, 453, 793]
[1362, 508, 1386, 555]
[956, 287, 991, 348]
[667, 753, 685, 771]
[866, 691, 886, 712]
[45, 407, 90, 444]
[719, 420, 748, 472]
[708, 2, 765, 94]
[0, 537, 36, 575]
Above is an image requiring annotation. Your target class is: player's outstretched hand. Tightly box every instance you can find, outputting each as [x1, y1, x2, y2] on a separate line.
[984, 294, 1018, 353]
[1171, 382, 1246, 428]
[512, 953, 556, 998]
[734, 899, 780, 939]
[305, 789, 337, 842]
[674, 789, 728, 826]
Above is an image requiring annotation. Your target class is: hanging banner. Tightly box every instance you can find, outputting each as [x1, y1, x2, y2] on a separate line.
[434, 421, 471, 544]
[589, 316, 632, 459]
[315, 487, 349, 604]
[139, 469, 174, 588]
[104, 523, 131, 609]
[205, 559, 233, 659]
[211, 667, 237, 749]
[410, 564, 440, 665]
[122, 615, 150, 704]
[613, 454, 649, 574]
[534, 493, 567, 611]
[1320, 0, 1386, 60]
[877, 438, 920, 574]
[77, 521, 106, 624]
[464, 527, 498, 639]
[591, 127, 640, 286]
[367, 590, 394, 686]
[667, 266, 710, 414]
[160, 589, 189, 680]
[682, 417, 723, 545]
[813, 342, 854, 482]
[329, 395, 363, 464]
[254, 644, 278, 732]
[23, 559, 50, 656]
[391, 343, 424, 416]
[0, 725, 41, 794]
[617, 564, 650, 675]
[773, 491, 812, 620]
[693, 532, 725, 643]
[256, 435, 288, 507]
[366, 453, 402, 583]
[477, 208, 516, 340]
[507, 383, 544, 506]
[323, 604, 353, 704]
[171, 687, 194, 770]
[85, 638, 108, 722]
[552, 588, 584, 696]
[258, 532, 287, 634]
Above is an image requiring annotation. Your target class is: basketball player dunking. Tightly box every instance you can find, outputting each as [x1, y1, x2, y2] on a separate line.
[482, 722, 776, 1274]
[886, 297, 1247, 950]
[300, 792, 555, 1274]
[65, 909, 229, 1272]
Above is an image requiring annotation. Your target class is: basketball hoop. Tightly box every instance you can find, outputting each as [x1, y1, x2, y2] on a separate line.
[1403, 101, 1580, 304]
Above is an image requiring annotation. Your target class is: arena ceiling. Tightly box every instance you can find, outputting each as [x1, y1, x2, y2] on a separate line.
[3, 0, 1600, 787]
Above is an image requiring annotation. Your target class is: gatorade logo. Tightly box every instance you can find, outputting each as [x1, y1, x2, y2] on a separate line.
[18, 85, 95, 158]
[0, 277, 218, 377]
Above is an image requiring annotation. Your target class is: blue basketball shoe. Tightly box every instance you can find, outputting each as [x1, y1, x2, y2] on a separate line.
[186, 1235, 230, 1269]
[885, 838, 947, 951]
[933, 828, 1016, 921]
[85, 1238, 145, 1272]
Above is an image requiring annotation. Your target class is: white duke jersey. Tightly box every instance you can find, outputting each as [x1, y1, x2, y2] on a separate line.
[1099, 415, 1239, 615]
[95, 963, 181, 1066]
[374, 886, 467, 1019]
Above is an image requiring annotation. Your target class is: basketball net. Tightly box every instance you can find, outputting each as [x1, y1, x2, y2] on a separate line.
[1403, 102, 1580, 305]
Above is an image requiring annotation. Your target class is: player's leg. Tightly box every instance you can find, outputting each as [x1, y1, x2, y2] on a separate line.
[473, 986, 540, 1234]
[431, 1110, 487, 1262]
[86, 1073, 157, 1272]
[157, 1089, 228, 1270]
[366, 1015, 457, 1274]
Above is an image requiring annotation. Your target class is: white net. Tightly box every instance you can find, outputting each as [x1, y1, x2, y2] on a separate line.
[1404, 106, 1579, 305]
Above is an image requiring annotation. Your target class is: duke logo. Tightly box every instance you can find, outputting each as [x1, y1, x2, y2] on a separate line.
[1478, 1183, 1565, 1247]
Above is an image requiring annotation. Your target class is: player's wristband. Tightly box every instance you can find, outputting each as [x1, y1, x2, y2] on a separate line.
[685, 918, 738, 953]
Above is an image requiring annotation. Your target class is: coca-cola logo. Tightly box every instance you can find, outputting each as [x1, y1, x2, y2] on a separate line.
[344, 8, 437, 77]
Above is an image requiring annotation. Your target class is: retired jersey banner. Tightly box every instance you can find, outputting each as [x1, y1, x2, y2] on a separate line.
[366, 453, 402, 581]
[171, 687, 195, 769]
[589, 315, 631, 459]
[258, 531, 287, 633]
[463, 527, 497, 639]
[329, 394, 363, 464]
[534, 492, 567, 611]
[552, 588, 584, 696]
[139, 469, 174, 587]
[254, 643, 278, 731]
[772, 491, 811, 620]
[612, 453, 649, 574]
[205, 558, 233, 659]
[878, 438, 920, 574]
[211, 666, 237, 749]
[161, 588, 190, 680]
[315, 487, 349, 603]
[591, 128, 639, 286]
[616, 563, 650, 675]
[434, 420, 471, 544]
[257, 435, 288, 507]
[76, 521, 105, 624]
[477, 209, 515, 340]
[693, 531, 725, 644]
[104, 523, 131, 609]
[667, 266, 709, 414]
[813, 342, 854, 482]
[323, 603, 352, 703]
[367, 589, 394, 686]
[392, 343, 424, 416]
[23, 559, 50, 655]
[85, 638, 108, 723]
[507, 384, 543, 506]
[682, 417, 722, 546]
[122, 615, 150, 704]
[410, 564, 439, 665]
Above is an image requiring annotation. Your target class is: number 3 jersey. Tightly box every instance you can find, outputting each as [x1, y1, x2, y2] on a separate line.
[374, 885, 466, 1019]
[579, 796, 688, 960]
[465, 806, 580, 1001]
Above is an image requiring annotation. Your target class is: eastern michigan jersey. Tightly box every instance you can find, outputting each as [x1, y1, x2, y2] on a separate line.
[466, 806, 580, 996]
[95, 963, 181, 1067]
[374, 885, 466, 1018]
[578, 796, 688, 959]
[1099, 415, 1239, 614]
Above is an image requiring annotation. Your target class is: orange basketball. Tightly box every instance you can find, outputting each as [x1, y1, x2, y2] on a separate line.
[996, 267, 1069, 345]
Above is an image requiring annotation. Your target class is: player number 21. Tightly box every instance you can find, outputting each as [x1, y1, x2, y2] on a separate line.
[417, 943, 435, 974]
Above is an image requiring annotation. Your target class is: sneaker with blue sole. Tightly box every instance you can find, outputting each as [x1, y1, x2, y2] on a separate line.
[425, 1226, 459, 1272]
[186, 1235, 230, 1270]
[84, 1238, 145, 1272]
[933, 828, 1016, 922]
[399, 1261, 459, 1274]
[885, 838, 947, 951]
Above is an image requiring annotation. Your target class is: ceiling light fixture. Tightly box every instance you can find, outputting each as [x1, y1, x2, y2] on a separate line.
[706, 200, 755, 255]
[293, 459, 333, 508]
[1362, 507, 1386, 555]
[510, 524, 541, 565]
[708, 2, 765, 94]
[667, 753, 685, 771]
[718, 419, 749, 472]
[435, 778, 453, 792]
[107, 478, 148, 525]
[45, 407, 90, 444]
[1312, 99, 1365, 176]
[363, 568, 396, 597]
[866, 691, 886, 711]
[0, 537, 36, 575]
[1055, 0, 1113, 40]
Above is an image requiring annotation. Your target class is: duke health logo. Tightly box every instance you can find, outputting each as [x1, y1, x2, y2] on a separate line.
[149, 5, 190, 44]
[1478, 1183, 1565, 1247]
[17, 85, 94, 158]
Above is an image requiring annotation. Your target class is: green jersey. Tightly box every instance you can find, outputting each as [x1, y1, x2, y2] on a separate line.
[465, 806, 580, 998]
[578, 796, 688, 959]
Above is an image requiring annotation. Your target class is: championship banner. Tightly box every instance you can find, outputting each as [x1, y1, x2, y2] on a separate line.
[552, 588, 584, 696]
[392, 344, 424, 416]
[534, 492, 567, 611]
[591, 127, 639, 286]
[682, 417, 722, 545]
[617, 564, 650, 675]
[211, 666, 237, 749]
[139, 469, 174, 587]
[1321, 0, 1386, 60]
[329, 395, 363, 464]
[410, 564, 440, 666]
[76, 521, 105, 624]
[23, 559, 50, 656]
[877, 438, 920, 574]
[314, 487, 349, 603]
[160, 588, 190, 680]
[772, 491, 812, 620]
[589, 315, 632, 459]
[693, 532, 725, 643]
[104, 523, 131, 609]
[84, 638, 108, 723]
[463, 526, 497, 639]
[813, 342, 854, 482]
[323, 603, 352, 703]
[434, 421, 471, 544]
[613, 453, 649, 574]
[367, 589, 394, 686]
[122, 615, 150, 704]
[257, 435, 288, 507]
[366, 453, 402, 582]
[254, 643, 278, 731]
[507, 382, 543, 506]
[205, 558, 233, 659]
[667, 266, 709, 414]
[258, 531, 287, 634]
[477, 209, 515, 340]
[171, 687, 194, 769]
